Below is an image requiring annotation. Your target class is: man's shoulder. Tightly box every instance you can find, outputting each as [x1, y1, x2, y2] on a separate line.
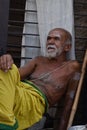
[68, 60, 81, 72]
[34, 56, 46, 61]
[30, 56, 46, 65]
[70, 60, 80, 67]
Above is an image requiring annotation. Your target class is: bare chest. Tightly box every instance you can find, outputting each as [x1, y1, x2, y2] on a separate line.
[29, 63, 71, 87]
[28, 61, 73, 106]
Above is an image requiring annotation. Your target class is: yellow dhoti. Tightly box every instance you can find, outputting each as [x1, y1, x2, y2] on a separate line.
[0, 64, 46, 130]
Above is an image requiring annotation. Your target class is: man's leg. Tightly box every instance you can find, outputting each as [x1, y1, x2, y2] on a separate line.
[0, 64, 20, 129]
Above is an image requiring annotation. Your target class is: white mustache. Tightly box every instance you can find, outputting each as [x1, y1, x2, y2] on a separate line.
[47, 45, 57, 49]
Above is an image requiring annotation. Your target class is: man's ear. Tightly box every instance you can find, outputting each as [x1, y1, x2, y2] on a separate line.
[64, 44, 71, 52]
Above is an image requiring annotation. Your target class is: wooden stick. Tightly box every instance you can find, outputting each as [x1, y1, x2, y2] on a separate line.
[67, 49, 87, 130]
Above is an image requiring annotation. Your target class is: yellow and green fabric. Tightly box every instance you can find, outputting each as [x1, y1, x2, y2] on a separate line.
[0, 64, 48, 130]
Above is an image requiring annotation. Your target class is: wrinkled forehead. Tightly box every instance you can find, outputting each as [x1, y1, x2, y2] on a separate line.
[48, 29, 67, 38]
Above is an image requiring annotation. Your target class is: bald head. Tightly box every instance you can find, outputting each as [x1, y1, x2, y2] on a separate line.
[48, 28, 72, 45]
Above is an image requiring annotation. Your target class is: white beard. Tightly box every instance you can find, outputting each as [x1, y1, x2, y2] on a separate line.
[45, 45, 63, 59]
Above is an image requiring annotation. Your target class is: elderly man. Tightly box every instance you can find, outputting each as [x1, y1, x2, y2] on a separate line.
[0, 28, 81, 130]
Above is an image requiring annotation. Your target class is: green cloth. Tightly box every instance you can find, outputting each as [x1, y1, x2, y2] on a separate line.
[23, 80, 49, 113]
[0, 120, 18, 130]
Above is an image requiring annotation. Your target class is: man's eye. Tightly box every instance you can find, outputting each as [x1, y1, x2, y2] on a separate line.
[47, 36, 60, 41]
[55, 37, 60, 40]
[47, 37, 51, 40]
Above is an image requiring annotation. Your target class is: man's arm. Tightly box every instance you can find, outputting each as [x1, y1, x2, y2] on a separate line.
[57, 72, 81, 130]
[0, 54, 37, 80]
[18, 58, 37, 80]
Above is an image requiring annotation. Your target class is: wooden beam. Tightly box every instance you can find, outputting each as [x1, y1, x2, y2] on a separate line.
[67, 49, 87, 129]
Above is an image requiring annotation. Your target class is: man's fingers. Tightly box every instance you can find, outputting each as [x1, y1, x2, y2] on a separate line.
[0, 56, 7, 71]
[0, 54, 14, 72]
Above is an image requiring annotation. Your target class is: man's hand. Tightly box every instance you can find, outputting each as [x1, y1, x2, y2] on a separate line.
[0, 54, 14, 72]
